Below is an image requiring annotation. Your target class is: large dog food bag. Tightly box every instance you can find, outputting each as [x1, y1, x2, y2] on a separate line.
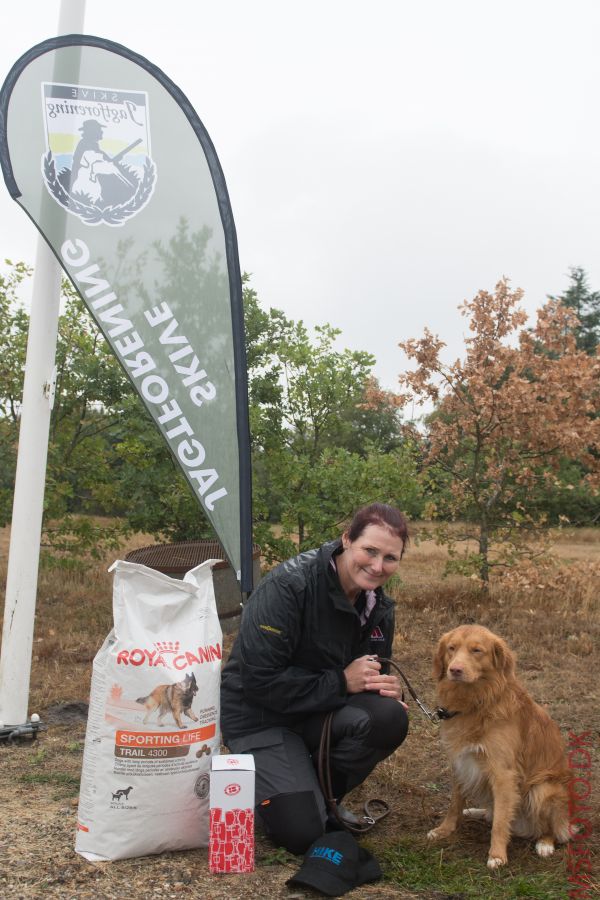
[75, 558, 223, 861]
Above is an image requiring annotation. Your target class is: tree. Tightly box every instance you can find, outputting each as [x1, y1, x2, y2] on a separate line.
[0, 260, 140, 559]
[111, 392, 214, 542]
[335, 376, 405, 456]
[0, 260, 31, 524]
[247, 305, 422, 556]
[104, 224, 421, 554]
[550, 266, 600, 354]
[540, 267, 600, 523]
[398, 279, 600, 584]
[1, 251, 423, 566]
[258, 442, 422, 561]
[46, 279, 130, 520]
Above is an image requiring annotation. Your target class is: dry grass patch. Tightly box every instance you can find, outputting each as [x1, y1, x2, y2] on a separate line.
[0, 523, 598, 898]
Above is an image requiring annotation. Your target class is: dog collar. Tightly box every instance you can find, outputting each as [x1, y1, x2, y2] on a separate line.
[435, 707, 460, 721]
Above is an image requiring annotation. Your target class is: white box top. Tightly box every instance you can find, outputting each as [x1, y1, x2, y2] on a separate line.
[211, 754, 255, 772]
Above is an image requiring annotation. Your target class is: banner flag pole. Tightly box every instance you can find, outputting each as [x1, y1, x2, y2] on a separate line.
[0, 28, 253, 728]
[0, 0, 86, 731]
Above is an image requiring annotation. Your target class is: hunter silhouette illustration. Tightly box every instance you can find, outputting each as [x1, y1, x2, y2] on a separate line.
[62, 119, 141, 206]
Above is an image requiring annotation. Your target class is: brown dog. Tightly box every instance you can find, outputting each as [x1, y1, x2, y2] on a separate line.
[427, 625, 570, 869]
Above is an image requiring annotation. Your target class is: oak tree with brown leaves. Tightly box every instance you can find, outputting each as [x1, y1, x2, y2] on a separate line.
[398, 278, 600, 583]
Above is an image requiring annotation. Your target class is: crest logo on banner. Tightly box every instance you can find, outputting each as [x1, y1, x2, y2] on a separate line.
[41, 82, 157, 226]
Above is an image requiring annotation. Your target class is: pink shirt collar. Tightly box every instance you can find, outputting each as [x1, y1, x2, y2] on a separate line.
[330, 555, 377, 625]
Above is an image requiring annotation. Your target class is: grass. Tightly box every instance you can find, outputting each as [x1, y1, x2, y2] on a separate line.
[18, 741, 82, 798]
[0, 521, 599, 899]
[378, 840, 570, 898]
[19, 772, 80, 788]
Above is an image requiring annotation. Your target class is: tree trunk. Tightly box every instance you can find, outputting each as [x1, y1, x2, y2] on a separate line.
[479, 523, 490, 587]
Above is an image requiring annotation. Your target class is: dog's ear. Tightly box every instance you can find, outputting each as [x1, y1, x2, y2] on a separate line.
[433, 634, 449, 681]
[491, 637, 516, 677]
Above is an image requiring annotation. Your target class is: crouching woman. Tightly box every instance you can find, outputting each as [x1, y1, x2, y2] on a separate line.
[220, 503, 409, 854]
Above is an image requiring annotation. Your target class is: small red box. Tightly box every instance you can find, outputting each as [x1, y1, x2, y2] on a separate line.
[209, 755, 255, 873]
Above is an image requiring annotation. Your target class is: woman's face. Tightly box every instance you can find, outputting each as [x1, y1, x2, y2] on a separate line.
[339, 523, 404, 597]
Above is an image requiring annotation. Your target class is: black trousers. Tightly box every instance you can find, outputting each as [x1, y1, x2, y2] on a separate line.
[225, 693, 409, 854]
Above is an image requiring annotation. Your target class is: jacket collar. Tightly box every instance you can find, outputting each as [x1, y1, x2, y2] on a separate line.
[319, 538, 392, 615]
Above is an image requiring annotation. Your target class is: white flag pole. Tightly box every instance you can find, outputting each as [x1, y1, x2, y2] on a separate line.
[0, 0, 86, 729]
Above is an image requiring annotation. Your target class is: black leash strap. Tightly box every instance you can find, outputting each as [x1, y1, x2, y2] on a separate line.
[317, 711, 390, 834]
[316, 656, 458, 834]
[376, 657, 458, 724]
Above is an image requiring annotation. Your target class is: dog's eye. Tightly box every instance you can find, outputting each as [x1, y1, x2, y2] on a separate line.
[447, 645, 455, 652]
[470, 647, 483, 654]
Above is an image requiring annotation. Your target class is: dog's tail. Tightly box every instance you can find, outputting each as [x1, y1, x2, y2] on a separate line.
[136, 695, 149, 705]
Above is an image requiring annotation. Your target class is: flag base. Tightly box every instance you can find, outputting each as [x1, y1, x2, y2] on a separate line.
[0, 718, 43, 742]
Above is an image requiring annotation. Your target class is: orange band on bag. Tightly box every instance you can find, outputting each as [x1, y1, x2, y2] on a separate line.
[115, 725, 216, 748]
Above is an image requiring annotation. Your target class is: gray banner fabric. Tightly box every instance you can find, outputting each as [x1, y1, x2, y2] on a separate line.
[0, 36, 253, 590]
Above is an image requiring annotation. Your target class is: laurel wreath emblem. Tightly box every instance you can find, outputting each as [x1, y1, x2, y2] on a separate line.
[42, 151, 156, 226]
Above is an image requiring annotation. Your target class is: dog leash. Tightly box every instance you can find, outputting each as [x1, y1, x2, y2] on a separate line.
[317, 656, 458, 834]
[375, 657, 459, 725]
[317, 656, 457, 834]
[317, 710, 390, 834]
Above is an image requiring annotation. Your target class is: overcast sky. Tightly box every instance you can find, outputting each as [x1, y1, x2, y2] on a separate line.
[1, 0, 599, 397]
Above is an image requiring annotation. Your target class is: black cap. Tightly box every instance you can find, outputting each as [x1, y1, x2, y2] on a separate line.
[286, 831, 382, 897]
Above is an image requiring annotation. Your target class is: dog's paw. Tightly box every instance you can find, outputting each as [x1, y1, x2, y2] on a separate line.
[487, 855, 507, 870]
[535, 839, 555, 858]
[427, 826, 453, 841]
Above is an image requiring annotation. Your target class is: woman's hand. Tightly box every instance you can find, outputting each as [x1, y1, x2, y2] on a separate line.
[366, 672, 407, 708]
[344, 655, 408, 709]
[344, 655, 381, 693]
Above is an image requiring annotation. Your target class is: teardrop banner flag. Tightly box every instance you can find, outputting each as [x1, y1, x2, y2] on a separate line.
[0, 36, 253, 590]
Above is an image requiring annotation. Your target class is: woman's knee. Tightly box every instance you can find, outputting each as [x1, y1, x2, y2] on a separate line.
[347, 693, 409, 750]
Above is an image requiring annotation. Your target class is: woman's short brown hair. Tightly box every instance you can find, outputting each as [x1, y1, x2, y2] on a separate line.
[346, 503, 409, 557]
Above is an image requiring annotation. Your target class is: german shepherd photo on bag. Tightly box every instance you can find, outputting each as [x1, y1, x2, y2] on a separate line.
[136, 672, 199, 728]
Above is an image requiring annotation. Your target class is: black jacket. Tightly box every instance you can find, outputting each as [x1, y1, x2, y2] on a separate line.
[220, 539, 396, 741]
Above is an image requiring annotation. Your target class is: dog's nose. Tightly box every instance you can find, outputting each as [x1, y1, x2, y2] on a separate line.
[449, 666, 463, 677]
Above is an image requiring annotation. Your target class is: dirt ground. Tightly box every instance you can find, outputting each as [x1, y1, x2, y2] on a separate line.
[0, 526, 598, 898]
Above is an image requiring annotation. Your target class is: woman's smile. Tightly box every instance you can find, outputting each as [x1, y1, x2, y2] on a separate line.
[336, 523, 403, 602]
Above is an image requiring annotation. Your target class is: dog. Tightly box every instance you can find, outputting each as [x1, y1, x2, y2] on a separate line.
[136, 672, 199, 729]
[112, 786, 133, 801]
[427, 624, 570, 869]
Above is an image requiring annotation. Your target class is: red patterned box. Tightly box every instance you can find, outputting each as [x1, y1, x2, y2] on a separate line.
[209, 755, 255, 873]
